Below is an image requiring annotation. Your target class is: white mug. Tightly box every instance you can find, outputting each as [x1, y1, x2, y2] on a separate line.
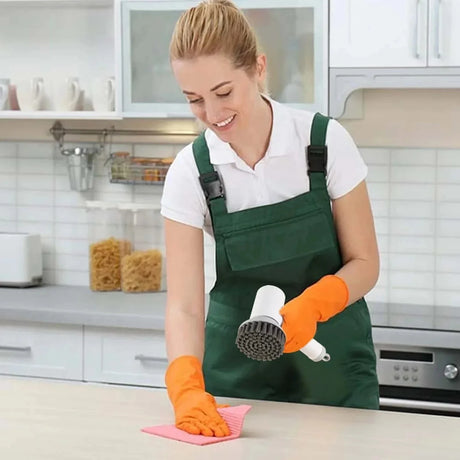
[16, 77, 45, 111]
[0, 78, 10, 110]
[91, 76, 115, 112]
[53, 77, 81, 111]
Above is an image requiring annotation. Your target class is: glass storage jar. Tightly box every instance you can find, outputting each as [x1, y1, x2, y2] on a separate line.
[109, 151, 130, 182]
[86, 201, 131, 291]
[118, 203, 165, 293]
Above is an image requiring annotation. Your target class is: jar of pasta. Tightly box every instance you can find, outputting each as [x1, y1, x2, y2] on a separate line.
[118, 202, 164, 293]
[86, 201, 131, 291]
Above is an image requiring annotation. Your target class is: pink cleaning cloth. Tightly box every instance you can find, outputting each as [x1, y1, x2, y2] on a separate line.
[141, 405, 252, 445]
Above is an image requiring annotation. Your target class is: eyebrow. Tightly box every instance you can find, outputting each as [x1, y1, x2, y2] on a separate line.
[183, 80, 232, 95]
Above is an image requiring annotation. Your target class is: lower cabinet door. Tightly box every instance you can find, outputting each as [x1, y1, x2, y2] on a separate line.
[83, 326, 167, 387]
[0, 320, 83, 380]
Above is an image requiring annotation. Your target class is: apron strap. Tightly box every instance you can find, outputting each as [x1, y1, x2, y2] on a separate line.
[307, 112, 330, 191]
[192, 133, 228, 220]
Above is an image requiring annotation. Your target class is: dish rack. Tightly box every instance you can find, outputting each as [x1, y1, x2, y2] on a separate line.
[108, 152, 173, 185]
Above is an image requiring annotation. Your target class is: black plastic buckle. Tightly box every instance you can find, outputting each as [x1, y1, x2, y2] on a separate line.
[307, 145, 328, 175]
[199, 171, 224, 204]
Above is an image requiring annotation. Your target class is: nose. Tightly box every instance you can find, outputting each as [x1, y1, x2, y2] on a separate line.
[204, 99, 224, 125]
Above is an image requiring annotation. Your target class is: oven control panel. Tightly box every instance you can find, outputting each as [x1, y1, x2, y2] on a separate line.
[375, 345, 460, 391]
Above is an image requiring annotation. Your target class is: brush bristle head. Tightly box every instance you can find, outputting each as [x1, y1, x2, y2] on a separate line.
[235, 318, 285, 362]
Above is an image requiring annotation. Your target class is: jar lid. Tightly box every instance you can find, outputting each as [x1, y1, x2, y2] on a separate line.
[85, 200, 119, 210]
[118, 202, 160, 212]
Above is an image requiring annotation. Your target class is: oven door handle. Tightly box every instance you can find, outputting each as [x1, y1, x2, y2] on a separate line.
[380, 397, 460, 414]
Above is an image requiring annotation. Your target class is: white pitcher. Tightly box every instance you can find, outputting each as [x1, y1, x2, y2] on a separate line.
[91, 76, 115, 112]
[16, 77, 45, 111]
[53, 77, 81, 111]
[0, 78, 10, 110]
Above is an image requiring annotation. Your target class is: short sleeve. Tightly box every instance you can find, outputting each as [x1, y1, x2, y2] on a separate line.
[160, 144, 208, 229]
[325, 119, 368, 200]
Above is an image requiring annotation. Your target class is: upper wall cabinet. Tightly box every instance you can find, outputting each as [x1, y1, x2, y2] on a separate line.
[0, 0, 118, 120]
[330, 0, 460, 68]
[120, 0, 328, 117]
[329, 0, 460, 117]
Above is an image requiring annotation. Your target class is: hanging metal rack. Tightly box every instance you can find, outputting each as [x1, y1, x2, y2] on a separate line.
[49, 120, 199, 149]
[50, 121, 200, 189]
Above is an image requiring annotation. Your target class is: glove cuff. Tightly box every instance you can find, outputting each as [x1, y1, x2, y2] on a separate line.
[165, 355, 205, 405]
[309, 274, 349, 321]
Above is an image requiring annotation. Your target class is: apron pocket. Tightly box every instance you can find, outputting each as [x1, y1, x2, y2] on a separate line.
[224, 210, 335, 271]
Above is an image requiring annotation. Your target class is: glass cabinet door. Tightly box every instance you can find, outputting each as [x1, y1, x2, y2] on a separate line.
[121, 0, 327, 117]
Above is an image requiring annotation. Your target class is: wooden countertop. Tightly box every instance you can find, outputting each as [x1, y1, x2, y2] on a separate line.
[1, 376, 459, 460]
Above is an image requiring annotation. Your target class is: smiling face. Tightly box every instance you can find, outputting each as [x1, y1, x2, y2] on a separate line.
[171, 53, 266, 144]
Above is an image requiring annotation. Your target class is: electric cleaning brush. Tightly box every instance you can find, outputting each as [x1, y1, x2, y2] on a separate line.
[235, 285, 330, 362]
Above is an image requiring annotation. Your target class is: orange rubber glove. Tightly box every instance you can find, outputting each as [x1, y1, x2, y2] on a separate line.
[165, 355, 230, 437]
[279, 275, 349, 353]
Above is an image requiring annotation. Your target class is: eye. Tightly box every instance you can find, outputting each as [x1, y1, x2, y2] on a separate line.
[216, 90, 232, 98]
[188, 98, 203, 104]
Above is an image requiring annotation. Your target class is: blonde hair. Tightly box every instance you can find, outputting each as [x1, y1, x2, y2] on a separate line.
[170, 0, 265, 90]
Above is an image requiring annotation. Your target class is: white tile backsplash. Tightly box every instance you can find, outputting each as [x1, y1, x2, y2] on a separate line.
[0, 174, 16, 189]
[391, 166, 436, 183]
[1, 141, 459, 312]
[17, 158, 54, 174]
[389, 218, 435, 236]
[436, 255, 460, 273]
[390, 201, 435, 219]
[18, 142, 55, 159]
[0, 143, 17, 157]
[389, 254, 435, 271]
[54, 238, 89, 256]
[391, 149, 436, 166]
[438, 150, 460, 165]
[390, 235, 435, 254]
[437, 184, 460, 201]
[0, 190, 16, 205]
[17, 190, 54, 206]
[17, 206, 54, 222]
[0, 158, 17, 174]
[17, 174, 54, 191]
[438, 202, 460, 219]
[363, 147, 460, 309]
[438, 166, 460, 184]
[390, 183, 436, 201]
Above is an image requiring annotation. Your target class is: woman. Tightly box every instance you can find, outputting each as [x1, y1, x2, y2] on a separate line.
[161, 0, 380, 437]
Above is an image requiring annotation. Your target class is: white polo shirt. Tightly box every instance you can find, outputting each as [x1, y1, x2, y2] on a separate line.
[161, 97, 367, 235]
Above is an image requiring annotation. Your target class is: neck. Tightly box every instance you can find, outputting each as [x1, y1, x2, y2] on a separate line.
[230, 95, 273, 169]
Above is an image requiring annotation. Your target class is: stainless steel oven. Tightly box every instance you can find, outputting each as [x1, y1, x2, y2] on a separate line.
[369, 302, 460, 416]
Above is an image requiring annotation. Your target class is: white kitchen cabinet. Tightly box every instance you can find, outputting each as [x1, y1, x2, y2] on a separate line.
[0, 320, 83, 380]
[120, 0, 328, 117]
[428, 0, 460, 66]
[83, 326, 167, 387]
[0, 0, 119, 120]
[330, 0, 426, 67]
[330, 0, 460, 68]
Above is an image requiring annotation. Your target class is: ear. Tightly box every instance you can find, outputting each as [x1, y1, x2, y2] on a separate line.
[255, 54, 267, 82]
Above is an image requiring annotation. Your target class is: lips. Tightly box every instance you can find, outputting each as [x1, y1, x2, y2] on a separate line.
[213, 114, 235, 128]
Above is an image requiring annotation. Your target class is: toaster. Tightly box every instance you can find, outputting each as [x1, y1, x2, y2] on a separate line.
[0, 233, 42, 287]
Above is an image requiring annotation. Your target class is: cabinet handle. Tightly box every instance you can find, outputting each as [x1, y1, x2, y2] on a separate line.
[134, 354, 168, 363]
[436, 0, 443, 58]
[415, 0, 422, 59]
[0, 345, 32, 352]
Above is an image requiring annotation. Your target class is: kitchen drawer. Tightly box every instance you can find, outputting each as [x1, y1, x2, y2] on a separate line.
[0, 321, 83, 380]
[83, 326, 167, 387]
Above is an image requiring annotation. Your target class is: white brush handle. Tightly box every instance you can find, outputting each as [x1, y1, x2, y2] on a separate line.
[251, 285, 330, 362]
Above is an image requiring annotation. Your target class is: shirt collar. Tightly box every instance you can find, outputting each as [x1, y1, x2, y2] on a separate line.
[204, 96, 296, 166]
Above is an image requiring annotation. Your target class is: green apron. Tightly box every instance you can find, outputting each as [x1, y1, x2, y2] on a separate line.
[193, 113, 379, 409]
